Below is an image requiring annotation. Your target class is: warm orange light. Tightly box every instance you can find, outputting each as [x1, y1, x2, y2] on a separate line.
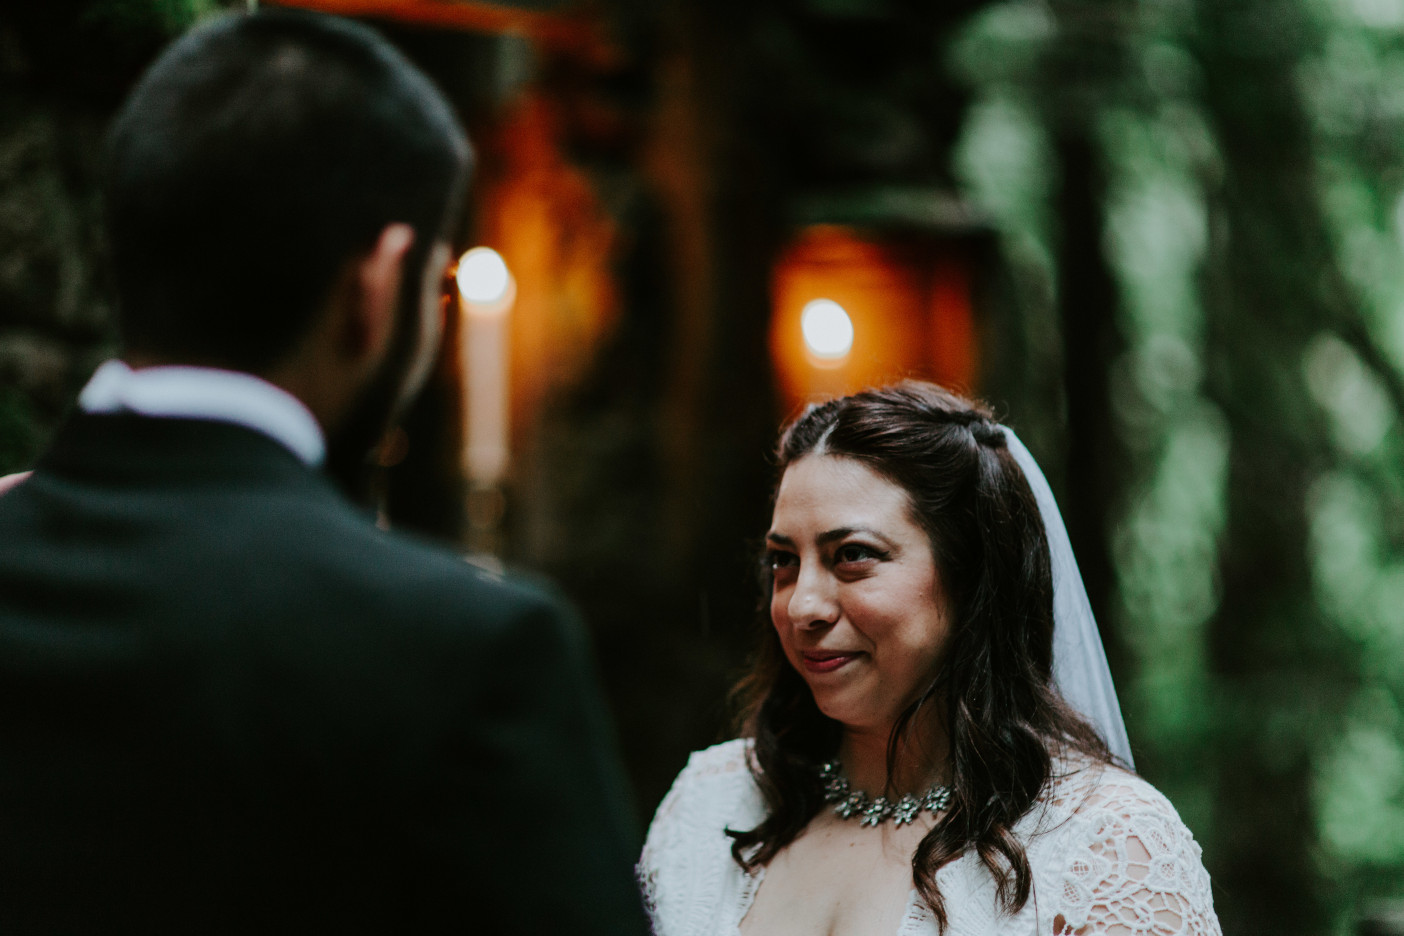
[770, 225, 977, 411]
[457, 247, 515, 315]
[456, 247, 514, 487]
[800, 299, 854, 362]
[473, 92, 621, 436]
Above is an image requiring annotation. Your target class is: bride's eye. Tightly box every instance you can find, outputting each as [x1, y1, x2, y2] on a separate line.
[835, 543, 882, 565]
[766, 549, 798, 575]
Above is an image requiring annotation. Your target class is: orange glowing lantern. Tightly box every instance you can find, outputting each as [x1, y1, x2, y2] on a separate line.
[770, 223, 981, 412]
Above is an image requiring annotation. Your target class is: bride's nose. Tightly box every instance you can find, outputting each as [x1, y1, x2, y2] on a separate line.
[787, 565, 838, 629]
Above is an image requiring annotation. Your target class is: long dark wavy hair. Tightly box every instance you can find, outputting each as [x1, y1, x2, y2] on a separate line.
[727, 382, 1115, 931]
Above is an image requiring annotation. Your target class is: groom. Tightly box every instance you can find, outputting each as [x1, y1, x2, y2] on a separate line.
[0, 11, 646, 935]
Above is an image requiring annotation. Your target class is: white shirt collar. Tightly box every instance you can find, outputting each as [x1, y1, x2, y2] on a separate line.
[78, 359, 326, 467]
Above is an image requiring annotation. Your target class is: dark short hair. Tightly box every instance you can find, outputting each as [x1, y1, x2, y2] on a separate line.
[729, 381, 1112, 933]
[104, 10, 472, 371]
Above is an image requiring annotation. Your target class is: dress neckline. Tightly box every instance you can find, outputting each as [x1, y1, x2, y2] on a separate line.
[732, 866, 929, 936]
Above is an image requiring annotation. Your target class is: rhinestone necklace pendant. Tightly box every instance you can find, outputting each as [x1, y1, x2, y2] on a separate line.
[921, 785, 952, 813]
[818, 760, 951, 826]
[891, 794, 922, 826]
[860, 797, 893, 827]
[835, 792, 865, 820]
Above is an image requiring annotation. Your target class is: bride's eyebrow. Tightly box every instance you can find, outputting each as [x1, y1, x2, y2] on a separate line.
[814, 527, 898, 555]
[767, 528, 898, 550]
[817, 527, 894, 548]
[816, 527, 857, 546]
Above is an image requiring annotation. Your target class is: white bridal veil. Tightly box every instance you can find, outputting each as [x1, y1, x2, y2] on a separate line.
[1002, 427, 1135, 768]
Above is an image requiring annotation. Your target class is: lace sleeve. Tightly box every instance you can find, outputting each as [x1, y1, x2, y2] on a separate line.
[637, 739, 757, 936]
[636, 757, 690, 922]
[1055, 772, 1221, 936]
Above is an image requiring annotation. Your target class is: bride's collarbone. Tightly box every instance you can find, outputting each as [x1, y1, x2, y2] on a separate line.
[738, 811, 932, 936]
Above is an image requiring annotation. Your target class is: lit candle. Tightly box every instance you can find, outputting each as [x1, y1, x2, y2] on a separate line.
[800, 297, 854, 365]
[456, 247, 515, 486]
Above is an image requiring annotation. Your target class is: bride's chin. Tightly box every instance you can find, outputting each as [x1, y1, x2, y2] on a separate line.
[808, 695, 875, 732]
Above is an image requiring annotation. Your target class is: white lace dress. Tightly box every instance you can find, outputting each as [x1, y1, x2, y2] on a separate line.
[639, 739, 1221, 936]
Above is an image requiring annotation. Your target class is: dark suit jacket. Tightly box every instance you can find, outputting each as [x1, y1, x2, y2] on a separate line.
[0, 412, 649, 935]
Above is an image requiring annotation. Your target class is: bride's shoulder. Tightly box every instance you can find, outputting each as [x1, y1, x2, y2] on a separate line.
[1037, 756, 1221, 933]
[678, 737, 755, 781]
[1038, 752, 1206, 865]
[651, 738, 759, 820]
[1045, 752, 1182, 821]
[640, 740, 761, 935]
[648, 738, 763, 829]
[640, 739, 762, 886]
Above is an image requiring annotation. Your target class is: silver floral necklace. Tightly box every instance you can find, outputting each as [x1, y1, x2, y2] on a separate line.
[819, 761, 952, 827]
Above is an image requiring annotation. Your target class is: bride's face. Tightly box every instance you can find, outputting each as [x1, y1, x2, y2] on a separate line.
[765, 454, 950, 735]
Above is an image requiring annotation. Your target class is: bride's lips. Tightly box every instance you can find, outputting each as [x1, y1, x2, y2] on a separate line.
[799, 651, 861, 674]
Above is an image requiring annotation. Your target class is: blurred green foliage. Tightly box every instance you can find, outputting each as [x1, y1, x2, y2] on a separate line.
[952, 0, 1404, 930]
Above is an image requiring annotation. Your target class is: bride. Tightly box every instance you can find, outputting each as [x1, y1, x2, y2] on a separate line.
[639, 382, 1220, 935]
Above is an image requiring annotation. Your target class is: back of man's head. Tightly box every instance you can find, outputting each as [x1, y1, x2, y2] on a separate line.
[105, 10, 472, 374]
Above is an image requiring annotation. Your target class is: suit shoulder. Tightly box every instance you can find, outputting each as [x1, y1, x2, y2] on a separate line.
[286, 498, 564, 617]
[235, 494, 574, 653]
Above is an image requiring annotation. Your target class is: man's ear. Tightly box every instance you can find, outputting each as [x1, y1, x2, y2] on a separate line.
[351, 223, 416, 362]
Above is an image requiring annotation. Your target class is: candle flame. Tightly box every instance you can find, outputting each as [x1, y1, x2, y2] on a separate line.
[800, 298, 854, 361]
[457, 247, 512, 304]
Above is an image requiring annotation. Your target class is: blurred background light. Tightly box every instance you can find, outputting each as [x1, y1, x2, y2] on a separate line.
[800, 298, 854, 360]
[457, 246, 512, 305]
